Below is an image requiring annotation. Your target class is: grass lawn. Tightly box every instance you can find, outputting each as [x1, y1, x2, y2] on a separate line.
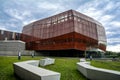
[0, 56, 86, 80]
[91, 60, 120, 71]
[41, 58, 86, 80]
[0, 56, 43, 80]
[1, 56, 120, 80]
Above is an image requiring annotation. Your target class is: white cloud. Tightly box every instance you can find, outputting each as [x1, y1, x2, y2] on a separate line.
[37, 1, 67, 16]
[6, 23, 17, 28]
[77, 1, 115, 26]
[110, 21, 120, 27]
[107, 38, 120, 43]
[0, 26, 7, 30]
[5, 9, 32, 21]
[100, 15, 114, 23]
[37, 2, 60, 10]
[107, 44, 120, 52]
[77, 4, 103, 20]
[106, 31, 116, 37]
[77, 0, 113, 35]
[5, 9, 23, 20]
[103, 1, 114, 11]
[22, 19, 37, 26]
[105, 21, 120, 31]
[106, 29, 120, 35]
[3, 0, 66, 28]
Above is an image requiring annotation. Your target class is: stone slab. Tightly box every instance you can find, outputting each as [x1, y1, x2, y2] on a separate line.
[80, 58, 86, 62]
[77, 62, 120, 80]
[13, 60, 60, 80]
[39, 58, 55, 66]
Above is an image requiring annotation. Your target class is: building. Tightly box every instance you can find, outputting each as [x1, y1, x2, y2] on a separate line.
[0, 10, 106, 57]
[0, 30, 21, 40]
[0, 30, 34, 56]
[22, 10, 107, 57]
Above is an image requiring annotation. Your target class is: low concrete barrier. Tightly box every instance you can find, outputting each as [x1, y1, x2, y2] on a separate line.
[77, 62, 120, 80]
[13, 60, 60, 80]
[27, 60, 39, 66]
[80, 58, 86, 62]
[39, 58, 55, 66]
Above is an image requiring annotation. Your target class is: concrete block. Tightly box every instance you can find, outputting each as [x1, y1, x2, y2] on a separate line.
[39, 58, 55, 66]
[13, 60, 60, 80]
[77, 62, 120, 80]
[80, 58, 86, 62]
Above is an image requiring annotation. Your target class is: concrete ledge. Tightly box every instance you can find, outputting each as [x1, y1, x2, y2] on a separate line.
[13, 60, 60, 80]
[80, 58, 86, 62]
[77, 62, 120, 80]
[39, 58, 55, 66]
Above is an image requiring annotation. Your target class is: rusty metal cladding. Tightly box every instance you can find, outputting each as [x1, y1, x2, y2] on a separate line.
[22, 10, 107, 51]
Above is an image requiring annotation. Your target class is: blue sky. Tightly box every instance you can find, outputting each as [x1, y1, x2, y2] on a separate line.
[0, 0, 120, 52]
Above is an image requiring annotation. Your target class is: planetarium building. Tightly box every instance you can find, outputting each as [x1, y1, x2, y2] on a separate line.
[22, 10, 107, 57]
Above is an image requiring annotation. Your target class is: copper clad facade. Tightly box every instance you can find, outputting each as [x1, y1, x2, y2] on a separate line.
[22, 10, 107, 51]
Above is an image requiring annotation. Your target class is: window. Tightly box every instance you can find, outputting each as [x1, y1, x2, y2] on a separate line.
[74, 16, 77, 20]
[65, 18, 68, 21]
[64, 14, 68, 18]
[78, 18, 81, 22]
[58, 20, 61, 23]
[1, 30, 4, 34]
[61, 19, 64, 22]
[69, 16, 72, 19]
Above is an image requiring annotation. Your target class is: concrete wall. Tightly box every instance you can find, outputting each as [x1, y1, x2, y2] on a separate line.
[0, 51, 34, 56]
[0, 40, 34, 56]
[0, 40, 25, 51]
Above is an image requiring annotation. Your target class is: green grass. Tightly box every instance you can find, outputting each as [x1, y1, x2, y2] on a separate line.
[0, 56, 43, 80]
[91, 60, 120, 71]
[1, 56, 120, 80]
[41, 58, 86, 80]
[0, 56, 86, 80]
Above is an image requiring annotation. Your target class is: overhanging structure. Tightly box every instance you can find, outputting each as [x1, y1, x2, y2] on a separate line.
[0, 10, 107, 57]
[22, 10, 106, 53]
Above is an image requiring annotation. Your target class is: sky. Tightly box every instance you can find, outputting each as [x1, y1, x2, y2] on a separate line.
[0, 0, 120, 52]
